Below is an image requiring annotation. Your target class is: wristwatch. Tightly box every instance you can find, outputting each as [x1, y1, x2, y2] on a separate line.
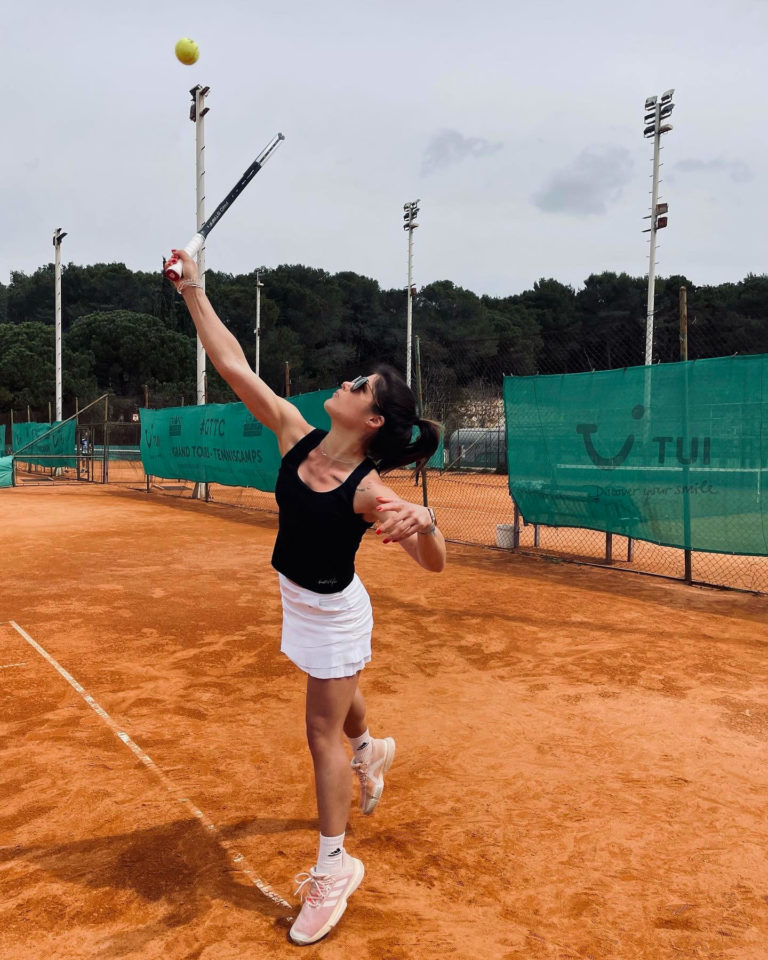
[418, 506, 437, 536]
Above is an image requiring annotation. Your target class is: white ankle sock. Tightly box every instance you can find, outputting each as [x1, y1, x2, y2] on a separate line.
[348, 728, 372, 763]
[317, 832, 345, 875]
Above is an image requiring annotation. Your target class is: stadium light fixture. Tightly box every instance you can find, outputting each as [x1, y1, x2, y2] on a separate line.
[642, 90, 676, 366]
[403, 199, 420, 385]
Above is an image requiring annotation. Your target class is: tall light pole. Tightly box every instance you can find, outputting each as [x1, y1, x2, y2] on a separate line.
[642, 89, 674, 365]
[190, 85, 210, 399]
[52, 227, 67, 422]
[190, 84, 210, 500]
[254, 272, 264, 377]
[403, 199, 420, 386]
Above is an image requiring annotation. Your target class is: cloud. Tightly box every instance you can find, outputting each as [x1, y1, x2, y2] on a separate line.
[533, 145, 634, 216]
[421, 129, 504, 176]
[673, 157, 753, 183]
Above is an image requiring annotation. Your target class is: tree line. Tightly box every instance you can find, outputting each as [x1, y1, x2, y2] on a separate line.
[1, 261, 767, 415]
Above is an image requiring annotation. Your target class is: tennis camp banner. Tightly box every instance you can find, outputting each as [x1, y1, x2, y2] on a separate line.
[504, 354, 768, 556]
[139, 390, 333, 491]
[11, 420, 77, 468]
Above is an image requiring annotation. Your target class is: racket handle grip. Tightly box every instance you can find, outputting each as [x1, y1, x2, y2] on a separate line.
[164, 233, 205, 281]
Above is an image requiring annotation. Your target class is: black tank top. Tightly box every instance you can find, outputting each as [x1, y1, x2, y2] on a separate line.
[271, 429, 376, 593]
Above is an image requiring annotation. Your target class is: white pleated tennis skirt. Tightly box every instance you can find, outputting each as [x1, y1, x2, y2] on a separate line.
[278, 573, 373, 679]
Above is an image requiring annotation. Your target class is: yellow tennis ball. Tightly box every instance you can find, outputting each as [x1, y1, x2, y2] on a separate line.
[175, 38, 199, 66]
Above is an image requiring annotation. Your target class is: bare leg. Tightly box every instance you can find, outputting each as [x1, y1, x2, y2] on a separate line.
[305, 673, 360, 837]
[343, 686, 367, 739]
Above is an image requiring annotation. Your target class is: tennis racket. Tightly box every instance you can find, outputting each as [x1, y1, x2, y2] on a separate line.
[165, 131, 285, 281]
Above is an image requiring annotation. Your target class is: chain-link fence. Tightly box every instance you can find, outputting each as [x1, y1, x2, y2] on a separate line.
[4, 290, 766, 595]
[411, 303, 767, 595]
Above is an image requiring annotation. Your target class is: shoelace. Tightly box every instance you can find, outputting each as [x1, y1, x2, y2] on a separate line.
[351, 758, 370, 789]
[293, 869, 333, 907]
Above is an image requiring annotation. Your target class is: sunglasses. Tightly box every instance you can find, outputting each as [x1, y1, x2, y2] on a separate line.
[349, 375, 369, 392]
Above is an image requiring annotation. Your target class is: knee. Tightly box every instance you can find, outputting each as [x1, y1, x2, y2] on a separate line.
[305, 716, 340, 757]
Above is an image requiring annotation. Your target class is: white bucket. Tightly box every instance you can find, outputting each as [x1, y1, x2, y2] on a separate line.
[496, 524, 516, 549]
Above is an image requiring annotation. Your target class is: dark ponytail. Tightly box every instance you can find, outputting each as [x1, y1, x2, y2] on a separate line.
[366, 364, 442, 474]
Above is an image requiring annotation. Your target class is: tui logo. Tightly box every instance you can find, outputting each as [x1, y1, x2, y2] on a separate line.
[577, 405, 645, 468]
[577, 405, 712, 468]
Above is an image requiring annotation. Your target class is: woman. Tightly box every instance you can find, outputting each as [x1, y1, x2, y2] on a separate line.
[170, 250, 447, 945]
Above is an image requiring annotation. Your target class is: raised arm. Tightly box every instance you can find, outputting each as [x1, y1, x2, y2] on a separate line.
[172, 250, 310, 452]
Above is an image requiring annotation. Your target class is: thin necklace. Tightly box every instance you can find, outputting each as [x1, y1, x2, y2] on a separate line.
[319, 441, 360, 466]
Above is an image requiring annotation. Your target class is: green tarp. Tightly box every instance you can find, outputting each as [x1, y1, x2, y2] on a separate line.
[140, 391, 333, 490]
[0, 425, 5, 454]
[504, 355, 768, 556]
[411, 426, 444, 470]
[0, 455, 12, 488]
[12, 420, 77, 468]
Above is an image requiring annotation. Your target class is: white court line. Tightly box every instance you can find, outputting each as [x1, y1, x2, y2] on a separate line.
[7, 620, 291, 911]
[0, 661, 27, 670]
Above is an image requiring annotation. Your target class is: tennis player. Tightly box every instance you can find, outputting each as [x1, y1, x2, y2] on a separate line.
[171, 251, 446, 945]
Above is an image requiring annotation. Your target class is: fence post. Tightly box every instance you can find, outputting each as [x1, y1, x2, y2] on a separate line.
[680, 284, 693, 584]
[605, 531, 613, 563]
[414, 336, 429, 507]
[513, 503, 521, 550]
[103, 395, 109, 483]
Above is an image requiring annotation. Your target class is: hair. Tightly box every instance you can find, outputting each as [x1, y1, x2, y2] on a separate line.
[365, 364, 442, 475]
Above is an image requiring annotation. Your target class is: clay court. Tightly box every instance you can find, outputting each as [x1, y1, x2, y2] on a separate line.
[2, 484, 767, 959]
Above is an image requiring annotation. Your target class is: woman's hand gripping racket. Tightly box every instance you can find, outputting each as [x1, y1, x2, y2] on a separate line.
[165, 132, 285, 282]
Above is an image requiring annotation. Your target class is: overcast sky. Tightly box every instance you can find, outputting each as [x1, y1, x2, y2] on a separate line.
[2, 0, 766, 297]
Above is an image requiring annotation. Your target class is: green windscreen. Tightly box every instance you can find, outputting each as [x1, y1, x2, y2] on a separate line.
[12, 421, 77, 468]
[504, 355, 768, 556]
[139, 390, 333, 490]
[0, 425, 5, 454]
[0, 455, 12, 487]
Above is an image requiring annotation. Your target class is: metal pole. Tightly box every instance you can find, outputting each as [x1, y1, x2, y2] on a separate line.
[284, 361, 291, 397]
[513, 503, 521, 550]
[194, 85, 209, 402]
[679, 285, 688, 362]
[414, 336, 429, 507]
[645, 103, 661, 366]
[53, 227, 66, 422]
[680, 284, 692, 583]
[191, 85, 210, 501]
[406, 227, 414, 386]
[103, 394, 109, 484]
[255, 272, 263, 376]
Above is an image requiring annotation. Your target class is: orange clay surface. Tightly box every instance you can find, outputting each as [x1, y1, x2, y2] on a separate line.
[1, 484, 767, 960]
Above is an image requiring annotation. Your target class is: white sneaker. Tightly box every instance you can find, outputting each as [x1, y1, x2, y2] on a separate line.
[289, 851, 365, 945]
[351, 736, 395, 814]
